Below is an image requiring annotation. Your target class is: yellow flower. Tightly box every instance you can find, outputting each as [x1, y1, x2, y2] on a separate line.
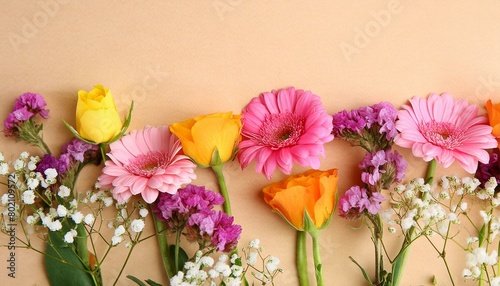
[76, 85, 122, 143]
[170, 112, 242, 167]
[263, 169, 338, 231]
[486, 99, 500, 148]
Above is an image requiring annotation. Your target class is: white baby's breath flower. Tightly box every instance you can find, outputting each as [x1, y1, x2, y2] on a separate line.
[0, 152, 4, 161]
[111, 235, 123, 246]
[63, 229, 78, 243]
[84, 214, 95, 225]
[20, 151, 29, 159]
[56, 205, 68, 217]
[265, 256, 280, 272]
[14, 158, 25, 171]
[44, 168, 58, 180]
[26, 215, 38, 225]
[208, 269, 219, 279]
[58, 185, 71, 198]
[71, 211, 84, 224]
[130, 219, 145, 233]
[249, 238, 260, 249]
[139, 208, 149, 218]
[214, 261, 231, 277]
[0, 162, 9, 175]
[1, 194, 9, 205]
[22, 190, 36, 204]
[114, 225, 126, 236]
[231, 265, 243, 277]
[89, 193, 98, 203]
[48, 220, 62, 231]
[247, 252, 258, 266]
[103, 197, 113, 207]
[69, 199, 78, 208]
[26, 178, 39, 189]
[200, 256, 214, 267]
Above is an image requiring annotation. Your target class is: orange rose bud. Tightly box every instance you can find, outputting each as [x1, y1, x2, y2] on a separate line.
[263, 168, 338, 232]
[486, 99, 500, 149]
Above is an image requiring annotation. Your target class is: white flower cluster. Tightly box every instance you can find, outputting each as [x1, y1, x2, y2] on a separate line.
[108, 202, 148, 247]
[170, 239, 283, 286]
[383, 176, 479, 238]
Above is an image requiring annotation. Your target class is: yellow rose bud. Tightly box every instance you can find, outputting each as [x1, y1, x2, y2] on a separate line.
[76, 85, 122, 143]
[170, 112, 242, 167]
[263, 169, 338, 231]
[486, 99, 500, 149]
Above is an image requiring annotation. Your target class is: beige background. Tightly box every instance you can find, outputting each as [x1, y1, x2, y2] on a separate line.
[1, 1, 500, 285]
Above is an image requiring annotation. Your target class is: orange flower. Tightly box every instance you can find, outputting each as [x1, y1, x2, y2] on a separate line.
[263, 169, 338, 231]
[486, 99, 500, 148]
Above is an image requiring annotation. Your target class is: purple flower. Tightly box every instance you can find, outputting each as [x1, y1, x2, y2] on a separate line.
[187, 210, 242, 252]
[359, 150, 407, 189]
[154, 185, 224, 229]
[13, 92, 49, 119]
[62, 138, 99, 163]
[331, 102, 398, 151]
[475, 151, 500, 192]
[339, 186, 386, 219]
[36, 154, 68, 177]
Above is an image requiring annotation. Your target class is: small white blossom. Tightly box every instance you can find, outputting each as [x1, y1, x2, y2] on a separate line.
[14, 158, 25, 171]
[102, 197, 113, 207]
[247, 252, 258, 266]
[22, 190, 36, 204]
[265, 256, 280, 272]
[114, 225, 126, 236]
[63, 229, 78, 243]
[200, 256, 214, 267]
[44, 168, 58, 180]
[139, 208, 149, 218]
[214, 261, 231, 277]
[26, 178, 39, 189]
[84, 214, 95, 225]
[20, 151, 29, 159]
[208, 269, 219, 279]
[111, 235, 123, 246]
[89, 193, 98, 203]
[56, 205, 68, 217]
[0, 152, 4, 161]
[130, 219, 145, 233]
[1, 194, 9, 205]
[249, 238, 260, 249]
[58, 185, 71, 198]
[48, 220, 62, 231]
[26, 215, 38, 225]
[71, 211, 84, 224]
[0, 162, 9, 175]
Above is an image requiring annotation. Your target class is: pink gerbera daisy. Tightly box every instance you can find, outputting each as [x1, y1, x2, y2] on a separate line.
[238, 87, 334, 179]
[395, 93, 497, 173]
[99, 126, 197, 203]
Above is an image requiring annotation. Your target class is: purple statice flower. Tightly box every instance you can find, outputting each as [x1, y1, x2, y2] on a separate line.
[359, 150, 407, 189]
[36, 154, 68, 177]
[187, 210, 242, 252]
[13, 92, 49, 119]
[338, 186, 385, 219]
[62, 138, 99, 163]
[332, 102, 399, 151]
[154, 184, 225, 229]
[3, 92, 49, 138]
[475, 151, 500, 192]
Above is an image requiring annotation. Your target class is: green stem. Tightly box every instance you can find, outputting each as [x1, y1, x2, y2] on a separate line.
[174, 229, 182, 273]
[425, 159, 437, 185]
[150, 204, 175, 278]
[296, 231, 310, 286]
[211, 164, 232, 216]
[310, 231, 324, 286]
[374, 214, 383, 285]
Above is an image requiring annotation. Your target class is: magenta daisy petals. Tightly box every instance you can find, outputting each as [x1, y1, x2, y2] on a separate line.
[99, 126, 197, 204]
[238, 87, 334, 179]
[395, 93, 497, 173]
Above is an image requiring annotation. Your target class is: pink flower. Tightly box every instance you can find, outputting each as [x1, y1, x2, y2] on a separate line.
[395, 93, 497, 173]
[99, 126, 197, 203]
[238, 87, 334, 179]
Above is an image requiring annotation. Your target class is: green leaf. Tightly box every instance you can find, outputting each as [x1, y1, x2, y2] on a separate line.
[45, 225, 97, 286]
[349, 256, 374, 286]
[126, 275, 148, 286]
[145, 279, 164, 286]
[479, 223, 486, 246]
[168, 245, 189, 272]
[62, 119, 96, 144]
